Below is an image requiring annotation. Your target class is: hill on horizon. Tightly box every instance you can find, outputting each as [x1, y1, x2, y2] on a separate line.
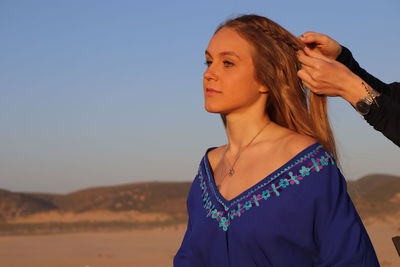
[0, 174, 399, 235]
[0, 181, 191, 220]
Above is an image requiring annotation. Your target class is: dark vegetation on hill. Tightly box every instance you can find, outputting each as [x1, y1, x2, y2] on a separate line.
[347, 174, 400, 218]
[0, 182, 191, 220]
[0, 174, 398, 235]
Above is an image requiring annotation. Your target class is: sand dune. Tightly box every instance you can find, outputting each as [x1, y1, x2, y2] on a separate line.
[7, 210, 172, 224]
[0, 226, 184, 267]
[363, 216, 400, 267]
[0, 216, 399, 267]
[1, 177, 399, 266]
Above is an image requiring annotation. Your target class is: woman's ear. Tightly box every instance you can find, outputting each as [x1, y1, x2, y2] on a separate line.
[258, 85, 269, 94]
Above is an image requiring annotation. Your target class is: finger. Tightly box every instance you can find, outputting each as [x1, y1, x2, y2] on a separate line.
[302, 81, 321, 95]
[302, 81, 317, 93]
[300, 64, 314, 74]
[297, 67, 322, 94]
[296, 50, 321, 67]
[297, 68, 315, 86]
[299, 32, 321, 43]
[303, 47, 332, 61]
[299, 32, 328, 46]
[299, 31, 319, 39]
[300, 78, 318, 94]
[298, 32, 324, 50]
[297, 31, 316, 42]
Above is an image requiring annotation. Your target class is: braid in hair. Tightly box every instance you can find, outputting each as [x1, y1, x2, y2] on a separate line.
[261, 29, 302, 51]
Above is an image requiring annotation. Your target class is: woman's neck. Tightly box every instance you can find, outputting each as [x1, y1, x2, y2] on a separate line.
[224, 111, 272, 155]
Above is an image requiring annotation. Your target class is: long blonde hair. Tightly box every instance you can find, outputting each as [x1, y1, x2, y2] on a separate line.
[215, 14, 337, 160]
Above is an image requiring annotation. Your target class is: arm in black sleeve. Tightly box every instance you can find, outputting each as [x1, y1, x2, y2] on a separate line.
[336, 46, 400, 147]
[364, 91, 400, 147]
[336, 46, 388, 93]
[336, 46, 400, 101]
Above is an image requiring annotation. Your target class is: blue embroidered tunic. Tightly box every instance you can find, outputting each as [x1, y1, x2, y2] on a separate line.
[173, 143, 379, 267]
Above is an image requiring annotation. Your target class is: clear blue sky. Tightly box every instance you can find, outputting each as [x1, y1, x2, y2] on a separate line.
[1, 0, 399, 193]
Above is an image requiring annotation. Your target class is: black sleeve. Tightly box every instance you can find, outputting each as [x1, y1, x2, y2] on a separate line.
[336, 46, 400, 147]
[364, 92, 400, 147]
[336, 46, 388, 93]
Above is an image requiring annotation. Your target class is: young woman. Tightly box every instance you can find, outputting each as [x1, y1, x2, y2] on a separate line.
[173, 14, 379, 267]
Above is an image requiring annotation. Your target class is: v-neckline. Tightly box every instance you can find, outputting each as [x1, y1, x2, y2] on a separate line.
[203, 142, 321, 208]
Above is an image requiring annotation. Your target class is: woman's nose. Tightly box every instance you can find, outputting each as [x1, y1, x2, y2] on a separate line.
[203, 65, 217, 81]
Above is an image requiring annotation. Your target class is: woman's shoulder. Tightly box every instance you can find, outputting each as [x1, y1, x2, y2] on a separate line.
[278, 130, 319, 160]
[204, 144, 226, 171]
[279, 132, 339, 189]
[275, 133, 339, 197]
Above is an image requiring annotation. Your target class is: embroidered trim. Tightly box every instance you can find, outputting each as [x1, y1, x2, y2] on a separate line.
[198, 145, 335, 231]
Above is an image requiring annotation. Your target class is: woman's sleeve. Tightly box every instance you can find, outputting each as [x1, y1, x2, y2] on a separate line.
[313, 161, 380, 266]
[173, 183, 194, 266]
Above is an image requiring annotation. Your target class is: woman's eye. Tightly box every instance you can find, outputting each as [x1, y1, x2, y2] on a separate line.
[224, 61, 234, 67]
[203, 60, 234, 67]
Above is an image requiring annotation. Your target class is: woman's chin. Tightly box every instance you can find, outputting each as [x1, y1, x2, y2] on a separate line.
[204, 104, 224, 114]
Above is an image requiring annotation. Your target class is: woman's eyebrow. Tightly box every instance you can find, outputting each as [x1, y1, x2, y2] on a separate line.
[205, 50, 241, 59]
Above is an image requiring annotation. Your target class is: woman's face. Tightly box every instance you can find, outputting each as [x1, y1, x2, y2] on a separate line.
[203, 27, 267, 115]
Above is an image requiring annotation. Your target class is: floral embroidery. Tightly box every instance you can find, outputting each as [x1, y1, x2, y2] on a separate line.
[198, 144, 335, 231]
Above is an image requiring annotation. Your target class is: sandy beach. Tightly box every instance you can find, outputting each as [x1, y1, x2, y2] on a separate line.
[0, 217, 399, 267]
[0, 225, 185, 267]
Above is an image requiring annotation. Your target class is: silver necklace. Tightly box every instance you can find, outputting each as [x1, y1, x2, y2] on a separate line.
[216, 120, 272, 190]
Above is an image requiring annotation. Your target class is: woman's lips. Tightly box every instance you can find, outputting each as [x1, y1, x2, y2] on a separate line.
[206, 88, 222, 95]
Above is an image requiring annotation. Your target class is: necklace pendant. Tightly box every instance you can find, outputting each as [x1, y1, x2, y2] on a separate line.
[228, 168, 234, 176]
